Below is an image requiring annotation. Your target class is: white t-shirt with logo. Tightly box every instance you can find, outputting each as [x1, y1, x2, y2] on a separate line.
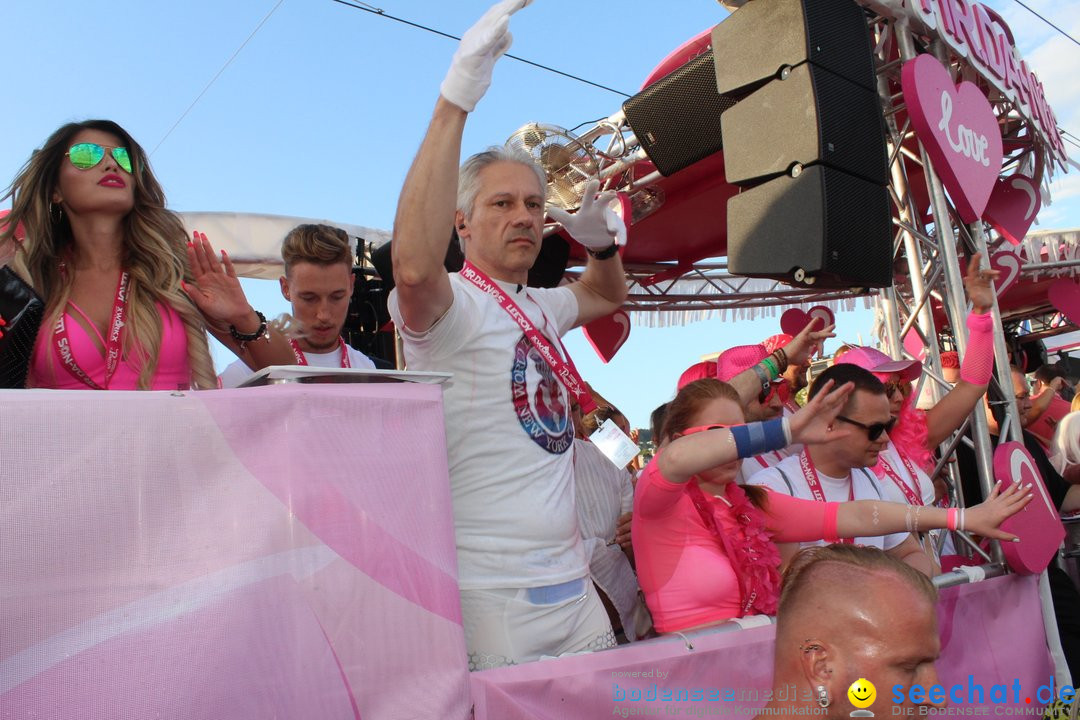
[217, 343, 376, 388]
[747, 452, 909, 550]
[387, 272, 585, 589]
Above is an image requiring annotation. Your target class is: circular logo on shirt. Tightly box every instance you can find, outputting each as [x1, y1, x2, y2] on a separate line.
[511, 336, 573, 455]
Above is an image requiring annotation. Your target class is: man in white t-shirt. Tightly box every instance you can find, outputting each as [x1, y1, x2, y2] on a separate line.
[219, 224, 375, 387]
[385, 0, 631, 670]
[748, 363, 935, 576]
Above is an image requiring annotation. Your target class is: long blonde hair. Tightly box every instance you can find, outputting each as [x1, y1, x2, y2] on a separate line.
[0, 120, 216, 389]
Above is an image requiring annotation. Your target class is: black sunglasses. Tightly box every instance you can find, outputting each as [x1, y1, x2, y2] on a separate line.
[836, 415, 896, 441]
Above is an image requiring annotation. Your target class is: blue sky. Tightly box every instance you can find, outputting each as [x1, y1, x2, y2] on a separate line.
[2, 0, 1078, 425]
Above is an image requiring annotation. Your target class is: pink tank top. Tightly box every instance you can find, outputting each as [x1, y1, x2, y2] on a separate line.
[28, 301, 191, 390]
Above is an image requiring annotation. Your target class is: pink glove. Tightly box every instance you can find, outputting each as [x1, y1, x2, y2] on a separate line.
[960, 311, 994, 385]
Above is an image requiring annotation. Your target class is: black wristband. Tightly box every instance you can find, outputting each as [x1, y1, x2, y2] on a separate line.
[586, 242, 619, 260]
[229, 310, 267, 344]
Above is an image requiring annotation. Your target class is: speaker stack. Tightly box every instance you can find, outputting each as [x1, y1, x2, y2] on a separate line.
[714, 0, 893, 289]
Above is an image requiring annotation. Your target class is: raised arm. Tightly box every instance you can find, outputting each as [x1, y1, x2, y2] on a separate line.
[391, 0, 531, 333]
[727, 317, 834, 407]
[548, 179, 629, 326]
[924, 253, 998, 446]
[657, 380, 853, 484]
[391, 98, 464, 333]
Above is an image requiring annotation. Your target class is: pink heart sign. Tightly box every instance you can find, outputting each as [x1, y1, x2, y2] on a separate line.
[582, 310, 631, 363]
[780, 306, 834, 336]
[901, 54, 1003, 223]
[988, 251, 1022, 297]
[992, 442, 1064, 574]
[984, 174, 1041, 245]
[1049, 278, 1080, 327]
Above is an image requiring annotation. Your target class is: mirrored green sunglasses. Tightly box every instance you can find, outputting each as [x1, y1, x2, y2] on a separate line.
[65, 143, 133, 173]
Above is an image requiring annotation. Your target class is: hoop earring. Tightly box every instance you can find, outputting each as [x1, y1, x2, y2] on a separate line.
[816, 685, 831, 708]
[49, 201, 63, 224]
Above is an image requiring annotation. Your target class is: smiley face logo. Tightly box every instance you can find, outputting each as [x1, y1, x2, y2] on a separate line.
[848, 678, 876, 709]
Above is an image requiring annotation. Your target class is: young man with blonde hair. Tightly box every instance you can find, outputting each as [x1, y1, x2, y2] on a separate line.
[219, 223, 375, 387]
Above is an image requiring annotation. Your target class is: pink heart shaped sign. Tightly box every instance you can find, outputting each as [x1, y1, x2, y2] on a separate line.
[901, 54, 1003, 223]
[582, 310, 631, 364]
[780, 306, 834, 336]
[984, 174, 1041, 245]
[1049, 279, 1080, 327]
[993, 442, 1065, 574]
[988, 251, 1022, 297]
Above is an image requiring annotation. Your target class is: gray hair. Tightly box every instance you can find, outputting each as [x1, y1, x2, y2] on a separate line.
[457, 146, 547, 220]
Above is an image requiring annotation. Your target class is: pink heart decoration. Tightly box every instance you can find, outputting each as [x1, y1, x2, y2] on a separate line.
[780, 308, 810, 336]
[988, 251, 1022, 297]
[1049, 278, 1080, 327]
[901, 54, 1003, 223]
[993, 442, 1065, 574]
[780, 306, 834, 336]
[807, 305, 835, 330]
[582, 310, 631, 363]
[984, 174, 1041, 245]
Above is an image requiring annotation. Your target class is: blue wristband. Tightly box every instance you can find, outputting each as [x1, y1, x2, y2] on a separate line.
[730, 418, 789, 458]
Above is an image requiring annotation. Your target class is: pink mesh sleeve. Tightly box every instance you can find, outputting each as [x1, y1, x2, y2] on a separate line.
[960, 312, 994, 385]
[763, 490, 842, 543]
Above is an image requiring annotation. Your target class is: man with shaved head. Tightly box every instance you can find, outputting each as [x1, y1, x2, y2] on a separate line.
[762, 545, 942, 717]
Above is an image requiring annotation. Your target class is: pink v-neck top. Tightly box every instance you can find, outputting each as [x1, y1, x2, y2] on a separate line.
[28, 300, 191, 390]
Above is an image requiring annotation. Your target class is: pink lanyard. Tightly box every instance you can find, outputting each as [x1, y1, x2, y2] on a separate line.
[460, 261, 596, 414]
[754, 451, 785, 469]
[54, 271, 129, 390]
[289, 337, 351, 368]
[878, 452, 924, 506]
[798, 450, 853, 544]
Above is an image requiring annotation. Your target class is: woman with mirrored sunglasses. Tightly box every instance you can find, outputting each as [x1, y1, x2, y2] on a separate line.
[0, 119, 294, 389]
[632, 377, 1030, 633]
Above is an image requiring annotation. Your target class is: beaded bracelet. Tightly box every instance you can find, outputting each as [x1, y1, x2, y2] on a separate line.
[771, 348, 789, 374]
[229, 310, 269, 351]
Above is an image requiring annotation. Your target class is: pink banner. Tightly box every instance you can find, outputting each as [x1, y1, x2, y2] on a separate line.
[0, 384, 470, 719]
[470, 575, 1054, 718]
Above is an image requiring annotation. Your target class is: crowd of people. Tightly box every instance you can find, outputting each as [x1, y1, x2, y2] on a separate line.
[1, 0, 1076, 708]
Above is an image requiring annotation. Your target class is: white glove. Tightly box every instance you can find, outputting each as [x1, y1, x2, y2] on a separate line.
[440, 0, 533, 112]
[547, 179, 627, 250]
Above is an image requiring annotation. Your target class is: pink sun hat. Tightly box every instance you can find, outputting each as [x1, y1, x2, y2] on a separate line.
[717, 344, 770, 382]
[836, 346, 922, 382]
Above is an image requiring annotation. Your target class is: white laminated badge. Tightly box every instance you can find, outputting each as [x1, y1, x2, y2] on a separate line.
[589, 418, 639, 468]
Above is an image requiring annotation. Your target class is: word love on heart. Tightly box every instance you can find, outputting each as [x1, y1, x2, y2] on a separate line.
[901, 54, 1003, 223]
[938, 93, 991, 167]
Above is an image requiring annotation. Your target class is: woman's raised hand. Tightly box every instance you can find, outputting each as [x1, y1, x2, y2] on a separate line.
[183, 231, 256, 329]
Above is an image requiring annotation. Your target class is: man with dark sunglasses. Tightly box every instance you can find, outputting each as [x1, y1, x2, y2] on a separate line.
[749, 363, 937, 576]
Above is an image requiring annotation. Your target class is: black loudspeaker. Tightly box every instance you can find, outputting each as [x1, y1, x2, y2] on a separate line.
[622, 49, 741, 177]
[726, 165, 892, 289]
[711, 0, 877, 94]
[720, 62, 888, 186]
